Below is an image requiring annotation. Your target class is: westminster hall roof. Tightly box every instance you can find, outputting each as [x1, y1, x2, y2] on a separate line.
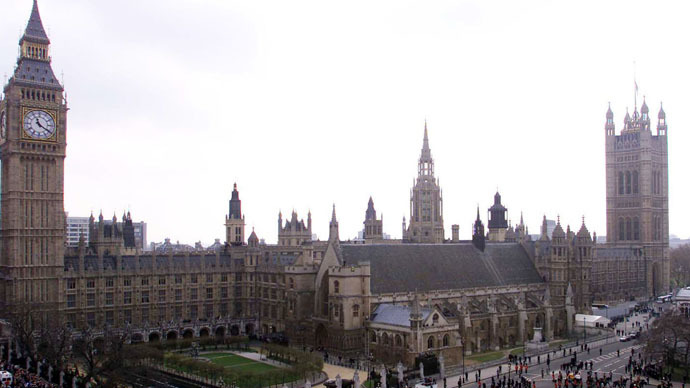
[340, 242, 544, 295]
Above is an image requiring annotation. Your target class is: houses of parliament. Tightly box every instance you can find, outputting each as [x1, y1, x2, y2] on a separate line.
[0, 2, 670, 367]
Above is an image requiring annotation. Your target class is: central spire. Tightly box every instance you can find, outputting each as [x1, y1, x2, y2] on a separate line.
[418, 121, 434, 177]
[421, 120, 431, 161]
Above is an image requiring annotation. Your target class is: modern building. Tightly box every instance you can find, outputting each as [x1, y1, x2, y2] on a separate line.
[65, 215, 90, 247]
[66, 213, 147, 249]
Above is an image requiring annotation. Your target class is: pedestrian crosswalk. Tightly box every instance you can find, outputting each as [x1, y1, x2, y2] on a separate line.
[587, 345, 642, 364]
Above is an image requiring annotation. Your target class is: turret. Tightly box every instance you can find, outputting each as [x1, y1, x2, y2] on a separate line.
[329, 204, 339, 243]
[657, 103, 667, 136]
[225, 183, 245, 246]
[539, 215, 550, 241]
[640, 97, 650, 130]
[248, 228, 259, 248]
[409, 293, 422, 329]
[363, 197, 383, 242]
[308, 210, 312, 235]
[472, 207, 485, 252]
[229, 183, 242, 219]
[605, 103, 615, 136]
[488, 191, 508, 241]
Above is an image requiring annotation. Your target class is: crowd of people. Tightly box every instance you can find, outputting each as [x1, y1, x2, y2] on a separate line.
[0, 361, 55, 388]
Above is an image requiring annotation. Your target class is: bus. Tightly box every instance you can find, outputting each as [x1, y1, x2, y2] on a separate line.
[656, 294, 673, 303]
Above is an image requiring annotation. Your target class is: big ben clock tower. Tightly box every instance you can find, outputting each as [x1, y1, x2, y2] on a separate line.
[0, 0, 66, 311]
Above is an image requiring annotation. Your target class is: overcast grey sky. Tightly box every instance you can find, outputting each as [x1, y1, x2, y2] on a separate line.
[1, 0, 688, 245]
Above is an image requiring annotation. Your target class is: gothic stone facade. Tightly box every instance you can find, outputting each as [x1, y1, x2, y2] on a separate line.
[0, 1, 671, 369]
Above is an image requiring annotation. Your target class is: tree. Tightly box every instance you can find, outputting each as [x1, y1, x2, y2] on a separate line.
[36, 313, 73, 370]
[670, 244, 690, 287]
[643, 310, 690, 378]
[6, 302, 41, 357]
[71, 327, 161, 387]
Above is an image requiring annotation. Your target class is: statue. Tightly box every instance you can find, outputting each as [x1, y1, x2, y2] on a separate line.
[419, 361, 425, 380]
[486, 296, 495, 313]
[380, 366, 387, 388]
[59, 371, 65, 388]
[336, 374, 342, 388]
[396, 362, 404, 384]
[353, 370, 361, 388]
[48, 366, 53, 382]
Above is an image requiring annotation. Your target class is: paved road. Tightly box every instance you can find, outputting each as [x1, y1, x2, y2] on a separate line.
[444, 306, 659, 388]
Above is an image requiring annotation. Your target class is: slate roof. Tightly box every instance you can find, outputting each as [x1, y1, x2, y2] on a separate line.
[22, 0, 50, 44]
[340, 243, 543, 295]
[64, 253, 234, 272]
[13, 59, 62, 90]
[370, 303, 432, 327]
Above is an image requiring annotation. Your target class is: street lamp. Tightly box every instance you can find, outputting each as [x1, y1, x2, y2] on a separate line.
[460, 338, 465, 386]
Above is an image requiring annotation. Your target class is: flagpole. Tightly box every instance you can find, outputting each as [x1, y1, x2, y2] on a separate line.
[633, 61, 638, 110]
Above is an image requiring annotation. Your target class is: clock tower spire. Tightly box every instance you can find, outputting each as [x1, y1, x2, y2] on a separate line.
[0, 0, 66, 312]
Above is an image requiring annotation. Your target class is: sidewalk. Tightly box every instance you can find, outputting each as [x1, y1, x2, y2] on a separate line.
[313, 364, 361, 388]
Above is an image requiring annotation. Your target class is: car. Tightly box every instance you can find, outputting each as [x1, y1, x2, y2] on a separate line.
[619, 336, 629, 342]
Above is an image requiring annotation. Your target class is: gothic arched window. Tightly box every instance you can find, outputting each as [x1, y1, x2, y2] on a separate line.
[443, 334, 449, 347]
[352, 304, 359, 318]
[427, 336, 434, 349]
[333, 280, 339, 294]
[619, 218, 625, 241]
[626, 218, 632, 241]
[625, 171, 632, 194]
[371, 331, 377, 343]
[395, 335, 403, 347]
[633, 217, 640, 240]
[432, 314, 439, 325]
[382, 333, 389, 345]
[632, 171, 639, 194]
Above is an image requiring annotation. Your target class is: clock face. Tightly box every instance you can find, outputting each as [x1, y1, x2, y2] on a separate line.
[0, 111, 6, 139]
[23, 110, 56, 139]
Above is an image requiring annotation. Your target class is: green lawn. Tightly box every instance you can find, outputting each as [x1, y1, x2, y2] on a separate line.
[466, 351, 505, 363]
[509, 348, 526, 356]
[203, 352, 280, 373]
[548, 340, 569, 349]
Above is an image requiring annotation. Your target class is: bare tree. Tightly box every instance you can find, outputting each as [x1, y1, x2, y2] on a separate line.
[71, 327, 162, 387]
[35, 313, 73, 370]
[644, 310, 690, 377]
[6, 303, 41, 356]
[670, 244, 690, 287]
